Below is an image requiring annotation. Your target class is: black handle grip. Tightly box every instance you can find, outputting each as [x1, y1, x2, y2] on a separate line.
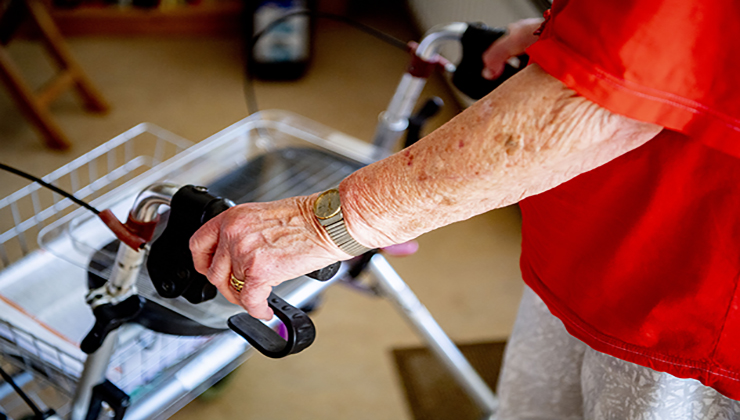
[147, 185, 342, 358]
[452, 23, 529, 100]
[228, 292, 315, 358]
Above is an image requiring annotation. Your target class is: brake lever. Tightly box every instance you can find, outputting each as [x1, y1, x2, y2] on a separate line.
[146, 185, 340, 358]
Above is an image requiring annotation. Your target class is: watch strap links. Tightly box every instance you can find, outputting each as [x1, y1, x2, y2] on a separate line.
[325, 214, 371, 256]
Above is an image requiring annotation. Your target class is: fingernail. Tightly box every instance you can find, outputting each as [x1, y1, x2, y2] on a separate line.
[482, 68, 494, 80]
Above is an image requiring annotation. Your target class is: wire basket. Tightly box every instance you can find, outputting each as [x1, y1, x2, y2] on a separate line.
[0, 318, 81, 419]
[0, 123, 191, 269]
[0, 111, 380, 419]
[0, 123, 211, 418]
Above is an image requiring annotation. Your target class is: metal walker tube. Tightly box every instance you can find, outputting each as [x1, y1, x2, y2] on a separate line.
[69, 183, 179, 420]
[371, 23, 467, 156]
[370, 22, 499, 416]
[366, 254, 499, 416]
[69, 332, 118, 420]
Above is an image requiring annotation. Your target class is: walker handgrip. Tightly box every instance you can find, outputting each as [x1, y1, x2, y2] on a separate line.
[228, 292, 315, 358]
[452, 23, 528, 100]
[147, 185, 337, 358]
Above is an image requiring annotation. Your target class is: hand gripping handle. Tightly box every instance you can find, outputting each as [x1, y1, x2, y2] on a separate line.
[146, 185, 340, 358]
[451, 23, 529, 100]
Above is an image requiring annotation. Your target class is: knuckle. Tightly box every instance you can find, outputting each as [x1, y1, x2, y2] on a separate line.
[233, 241, 253, 259]
[222, 221, 245, 239]
[234, 258, 257, 279]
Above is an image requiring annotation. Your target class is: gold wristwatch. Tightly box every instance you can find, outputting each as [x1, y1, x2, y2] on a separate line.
[313, 188, 371, 256]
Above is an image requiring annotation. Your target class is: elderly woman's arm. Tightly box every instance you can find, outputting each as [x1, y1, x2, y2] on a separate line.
[342, 64, 662, 248]
[190, 64, 662, 319]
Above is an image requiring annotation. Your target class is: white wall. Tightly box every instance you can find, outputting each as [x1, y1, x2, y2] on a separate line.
[407, 0, 541, 32]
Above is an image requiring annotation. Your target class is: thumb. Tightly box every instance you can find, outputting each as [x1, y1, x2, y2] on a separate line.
[240, 284, 275, 321]
[482, 35, 517, 80]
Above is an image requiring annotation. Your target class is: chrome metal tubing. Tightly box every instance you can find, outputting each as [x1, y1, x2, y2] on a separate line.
[71, 183, 180, 420]
[130, 183, 180, 223]
[372, 74, 426, 158]
[107, 183, 180, 294]
[102, 243, 145, 300]
[415, 22, 468, 60]
[367, 254, 498, 416]
[124, 269, 347, 420]
[69, 331, 119, 420]
[371, 23, 468, 156]
[124, 333, 251, 420]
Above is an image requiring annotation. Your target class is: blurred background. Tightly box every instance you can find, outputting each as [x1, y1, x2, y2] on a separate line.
[0, 0, 544, 418]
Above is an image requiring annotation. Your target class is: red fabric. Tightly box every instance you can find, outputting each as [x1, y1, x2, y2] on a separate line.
[521, 0, 740, 399]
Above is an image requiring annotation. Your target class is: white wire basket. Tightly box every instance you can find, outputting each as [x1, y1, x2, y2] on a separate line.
[0, 123, 212, 419]
[0, 123, 191, 270]
[0, 111, 379, 419]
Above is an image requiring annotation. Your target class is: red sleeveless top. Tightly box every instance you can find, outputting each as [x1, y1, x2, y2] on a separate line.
[521, 0, 740, 399]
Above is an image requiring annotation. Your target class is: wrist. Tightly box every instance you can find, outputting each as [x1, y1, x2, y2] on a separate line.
[301, 188, 376, 258]
[297, 194, 351, 259]
[338, 175, 403, 250]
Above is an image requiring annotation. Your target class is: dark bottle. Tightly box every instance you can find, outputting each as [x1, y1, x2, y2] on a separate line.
[246, 0, 315, 80]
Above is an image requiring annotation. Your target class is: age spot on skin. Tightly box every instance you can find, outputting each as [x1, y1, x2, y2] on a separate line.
[404, 150, 414, 166]
[504, 134, 521, 156]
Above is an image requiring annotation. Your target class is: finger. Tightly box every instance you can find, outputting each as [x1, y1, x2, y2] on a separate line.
[482, 36, 516, 80]
[482, 67, 500, 80]
[483, 18, 544, 79]
[190, 219, 221, 275]
[223, 281, 242, 306]
[206, 243, 237, 303]
[221, 271, 242, 306]
[382, 241, 420, 257]
[240, 284, 275, 321]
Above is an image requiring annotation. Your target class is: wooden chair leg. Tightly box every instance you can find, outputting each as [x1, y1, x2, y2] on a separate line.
[25, 0, 110, 113]
[0, 46, 71, 150]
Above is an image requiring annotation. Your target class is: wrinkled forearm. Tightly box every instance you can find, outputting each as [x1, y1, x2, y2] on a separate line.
[340, 64, 662, 248]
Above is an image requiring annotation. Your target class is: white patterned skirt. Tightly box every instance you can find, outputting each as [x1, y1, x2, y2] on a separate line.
[496, 286, 740, 420]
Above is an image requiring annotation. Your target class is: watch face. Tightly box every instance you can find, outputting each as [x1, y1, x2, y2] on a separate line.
[314, 189, 342, 220]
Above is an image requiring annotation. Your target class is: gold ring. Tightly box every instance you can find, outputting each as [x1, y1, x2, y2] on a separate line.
[230, 274, 244, 293]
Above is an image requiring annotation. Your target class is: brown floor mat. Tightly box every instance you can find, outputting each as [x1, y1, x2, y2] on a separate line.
[392, 341, 506, 420]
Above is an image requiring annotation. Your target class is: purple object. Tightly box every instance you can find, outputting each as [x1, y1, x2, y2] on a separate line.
[277, 322, 288, 340]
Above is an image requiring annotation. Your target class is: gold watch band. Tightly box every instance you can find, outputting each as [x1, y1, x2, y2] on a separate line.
[324, 212, 371, 256]
[314, 188, 371, 256]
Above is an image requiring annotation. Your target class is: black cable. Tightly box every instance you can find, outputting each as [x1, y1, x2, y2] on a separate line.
[0, 163, 101, 215]
[244, 10, 409, 114]
[0, 364, 44, 419]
